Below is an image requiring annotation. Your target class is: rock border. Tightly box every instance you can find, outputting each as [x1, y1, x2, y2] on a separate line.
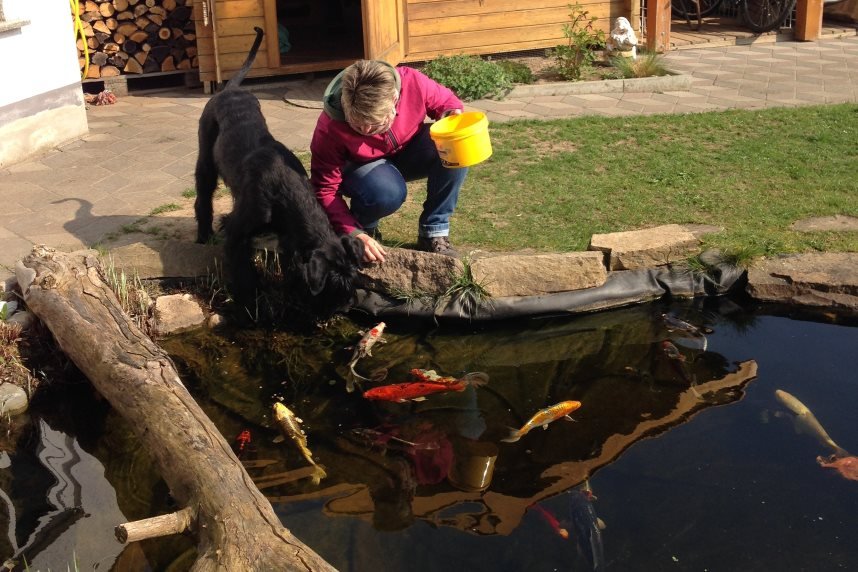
[506, 73, 692, 98]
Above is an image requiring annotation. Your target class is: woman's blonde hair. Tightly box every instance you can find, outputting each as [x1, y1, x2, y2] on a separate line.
[341, 60, 398, 126]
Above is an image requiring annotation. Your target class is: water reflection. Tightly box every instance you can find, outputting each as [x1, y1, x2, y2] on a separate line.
[160, 301, 758, 543]
[6, 298, 857, 570]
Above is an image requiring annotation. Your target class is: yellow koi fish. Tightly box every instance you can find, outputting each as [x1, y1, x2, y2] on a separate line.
[775, 389, 850, 457]
[502, 400, 582, 443]
[272, 402, 327, 485]
[346, 322, 386, 392]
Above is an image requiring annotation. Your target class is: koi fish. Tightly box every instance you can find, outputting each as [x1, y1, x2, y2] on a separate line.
[346, 322, 386, 392]
[530, 503, 569, 539]
[817, 454, 858, 481]
[364, 371, 487, 403]
[348, 427, 440, 451]
[411, 369, 490, 386]
[775, 389, 850, 457]
[233, 429, 252, 458]
[271, 402, 327, 485]
[661, 340, 686, 362]
[662, 313, 712, 335]
[502, 400, 582, 443]
[568, 487, 606, 571]
[364, 381, 468, 403]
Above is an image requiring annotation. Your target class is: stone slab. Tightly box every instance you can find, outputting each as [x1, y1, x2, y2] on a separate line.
[470, 251, 607, 297]
[588, 224, 700, 270]
[746, 252, 858, 314]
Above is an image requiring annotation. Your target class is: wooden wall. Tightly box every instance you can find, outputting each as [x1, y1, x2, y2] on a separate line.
[403, 0, 631, 63]
[193, 0, 278, 83]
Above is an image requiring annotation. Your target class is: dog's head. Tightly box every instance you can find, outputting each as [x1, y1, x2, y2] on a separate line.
[301, 235, 366, 317]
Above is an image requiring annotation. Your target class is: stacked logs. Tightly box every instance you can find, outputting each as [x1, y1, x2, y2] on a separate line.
[74, 0, 198, 79]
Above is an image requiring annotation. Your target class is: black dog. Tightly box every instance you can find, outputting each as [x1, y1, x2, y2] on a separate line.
[194, 27, 364, 321]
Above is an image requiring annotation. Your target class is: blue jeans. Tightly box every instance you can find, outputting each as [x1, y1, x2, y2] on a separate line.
[340, 124, 468, 238]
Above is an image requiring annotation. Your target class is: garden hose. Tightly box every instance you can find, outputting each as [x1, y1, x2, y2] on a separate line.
[70, 0, 89, 80]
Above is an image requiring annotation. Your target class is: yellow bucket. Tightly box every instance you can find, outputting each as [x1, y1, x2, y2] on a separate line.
[429, 111, 492, 168]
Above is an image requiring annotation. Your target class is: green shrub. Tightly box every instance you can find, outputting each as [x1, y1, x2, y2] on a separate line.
[422, 54, 512, 101]
[495, 60, 535, 84]
[551, 3, 606, 81]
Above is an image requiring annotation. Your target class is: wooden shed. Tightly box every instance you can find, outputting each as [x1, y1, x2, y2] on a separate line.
[192, 0, 635, 85]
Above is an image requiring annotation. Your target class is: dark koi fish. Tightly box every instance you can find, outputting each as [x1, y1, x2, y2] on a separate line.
[568, 487, 606, 571]
[661, 339, 686, 362]
[346, 322, 386, 392]
[662, 313, 711, 335]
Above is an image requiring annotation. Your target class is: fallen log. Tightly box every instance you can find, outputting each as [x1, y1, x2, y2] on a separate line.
[16, 246, 335, 572]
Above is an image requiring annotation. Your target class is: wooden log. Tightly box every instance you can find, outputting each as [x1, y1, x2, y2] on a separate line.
[124, 57, 143, 73]
[122, 39, 137, 52]
[86, 64, 101, 79]
[15, 247, 336, 572]
[158, 27, 171, 40]
[116, 10, 133, 20]
[162, 0, 176, 10]
[134, 50, 147, 64]
[129, 29, 149, 42]
[91, 51, 109, 66]
[116, 507, 194, 544]
[133, 4, 148, 16]
[135, 16, 151, 29]
[93, 20, 111, 35]
[99, 2, 115, 17]
[95, 31, 111, 45]
[161, 55, 176, 71]
[105, 17, 118, 30]
[102, 41, 121, 55]
[109, 51, 130, 67]
[115, 22, 137, 37]
[84, 0, 98, 12]
[113, 0, 129, 11]
[100, 65, 121, 77]
[148, 13, 164, 26]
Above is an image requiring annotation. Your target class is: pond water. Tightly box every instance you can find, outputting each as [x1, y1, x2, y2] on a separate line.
[2, 297, 857, 571]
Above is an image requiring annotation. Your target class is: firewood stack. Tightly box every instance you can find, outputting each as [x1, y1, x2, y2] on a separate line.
[74, 0, 198, 79]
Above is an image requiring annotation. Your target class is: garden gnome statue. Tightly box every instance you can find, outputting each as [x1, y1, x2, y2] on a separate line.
[606, 17, 638, 59]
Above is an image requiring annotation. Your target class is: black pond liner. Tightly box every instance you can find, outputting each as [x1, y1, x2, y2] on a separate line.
[353, 263, 747, 324]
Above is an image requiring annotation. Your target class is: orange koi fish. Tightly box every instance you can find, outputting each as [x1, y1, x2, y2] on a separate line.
[233, 429, 252, 458]
[364, 381, 467, 403]
[347, 322, 386, 392]
[502, 400, 582, 443]
[364, 373, 487, 403]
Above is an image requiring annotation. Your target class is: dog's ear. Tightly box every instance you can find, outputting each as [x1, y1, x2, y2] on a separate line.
[341, 235, 366, 267]
[304, 251, 328, 296]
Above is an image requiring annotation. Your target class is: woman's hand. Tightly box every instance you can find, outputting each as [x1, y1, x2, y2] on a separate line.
[356, 232, 386, 264]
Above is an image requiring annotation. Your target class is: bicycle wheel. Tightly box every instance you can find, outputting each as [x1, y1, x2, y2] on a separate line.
[672, 0, 722, 18]
[742, 0, 797, 32]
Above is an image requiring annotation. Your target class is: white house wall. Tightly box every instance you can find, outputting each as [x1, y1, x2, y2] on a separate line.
[0, 0, 88, 167]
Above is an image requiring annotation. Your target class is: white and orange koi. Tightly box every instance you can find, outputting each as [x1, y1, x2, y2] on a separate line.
[502, 400, 582, 443]
[346, 322, 386, 392]
[272, 402, 326, 485]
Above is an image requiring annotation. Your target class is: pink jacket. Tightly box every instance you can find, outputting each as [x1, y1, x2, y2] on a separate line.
[310, 66, 463, 235]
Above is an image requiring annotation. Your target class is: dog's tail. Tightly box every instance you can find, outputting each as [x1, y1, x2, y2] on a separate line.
[225, 26, 265, 90]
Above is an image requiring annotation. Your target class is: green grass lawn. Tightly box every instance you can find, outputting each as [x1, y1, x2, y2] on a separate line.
[380, 104, 858, 259]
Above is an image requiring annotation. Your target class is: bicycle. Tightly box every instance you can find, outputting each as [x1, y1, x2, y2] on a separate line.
[672, 0, 797, 34]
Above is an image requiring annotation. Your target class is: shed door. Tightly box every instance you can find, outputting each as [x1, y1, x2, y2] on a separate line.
[362, 0, 405, 64]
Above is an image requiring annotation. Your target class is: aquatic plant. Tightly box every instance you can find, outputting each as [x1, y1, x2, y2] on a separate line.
[100, 254, 152, 333]
[442, 256, 492, 318]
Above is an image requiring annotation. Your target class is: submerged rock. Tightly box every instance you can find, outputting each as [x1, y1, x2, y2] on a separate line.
[0, 382, 29, 416]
